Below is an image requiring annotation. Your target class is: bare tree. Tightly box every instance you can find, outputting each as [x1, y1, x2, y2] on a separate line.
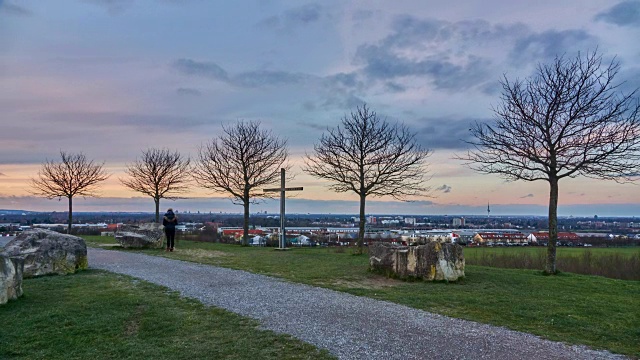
[31, 151, 110, 234]
[194, 121, 289, 246]
[459, 51, 640, 274]
[304, 104, 432, 253]
[120, 148, 191, 223]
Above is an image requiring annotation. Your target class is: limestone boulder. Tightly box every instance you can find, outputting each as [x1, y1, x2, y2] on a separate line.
[369, 242, 465, 281]
[115, 223, 164, 249]
[1, 229, 88, 278]
[0, 255, 24, 304]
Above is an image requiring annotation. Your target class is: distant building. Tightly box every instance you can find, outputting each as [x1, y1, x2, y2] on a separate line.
[529, 232, 579, 242]
[221, 229, 265, 237]
[452, 217, 465, 227]
[381, 219, 400, 225]
[475, 231, 528, 244]
[404, 217, 416, 225]
[367, 216, 377, 224]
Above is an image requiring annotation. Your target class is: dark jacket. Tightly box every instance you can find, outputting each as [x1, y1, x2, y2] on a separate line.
[163, 210, 178, 230]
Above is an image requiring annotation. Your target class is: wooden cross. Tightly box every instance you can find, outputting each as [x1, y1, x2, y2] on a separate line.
[263, 168, 303, 249]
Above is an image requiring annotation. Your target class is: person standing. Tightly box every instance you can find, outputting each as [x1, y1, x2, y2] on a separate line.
[163, 208, 178, 251]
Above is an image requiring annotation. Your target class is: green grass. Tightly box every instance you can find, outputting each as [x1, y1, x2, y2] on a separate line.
[0, 270, 334, 360]
[358, 267, 640, 357]
[463, 246, 640, 259]
[83, 238, 640, 357]
[464, 246, 640, 280]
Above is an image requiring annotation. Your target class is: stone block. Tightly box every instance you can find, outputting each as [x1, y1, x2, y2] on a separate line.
[1, 255, 24, 304]
[369, 242, 465, 281]
[115, 223, 164, 249]
[1, 228, 88, 278]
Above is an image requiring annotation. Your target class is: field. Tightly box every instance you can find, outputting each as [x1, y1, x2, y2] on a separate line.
[81, 236, 640, 357]
[0, 270, 334, 360]
[464, 246, 640, 280]
[464, 246, 640, 258]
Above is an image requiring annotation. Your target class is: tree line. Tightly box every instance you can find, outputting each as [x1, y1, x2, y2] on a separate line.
[27, 51, 640, 275]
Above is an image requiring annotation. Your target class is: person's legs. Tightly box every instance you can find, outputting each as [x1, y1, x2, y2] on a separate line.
[168, 229, 175, 250]
[164, 229, 173, 251]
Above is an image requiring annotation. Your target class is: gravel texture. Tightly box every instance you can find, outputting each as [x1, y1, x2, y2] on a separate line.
[87, 248, 626, 360]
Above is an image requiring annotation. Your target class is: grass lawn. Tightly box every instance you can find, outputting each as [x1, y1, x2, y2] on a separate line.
[463, 246, 640, 259]
[0, 270, 334, 360]
[464, 246, 640, 280]
[83, 236, 640, 357]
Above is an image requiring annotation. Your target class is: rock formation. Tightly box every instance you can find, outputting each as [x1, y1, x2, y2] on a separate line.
[115, 223, 164, 249]
[1, 228, 88, 278]
[369, 242, 465, 281]
[0, 255, 24, 304]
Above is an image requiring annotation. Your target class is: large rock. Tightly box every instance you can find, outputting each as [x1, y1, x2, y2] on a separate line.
[369, 242, 465, 281]
[115, 223, 164, 249]
[1, 255, 24, 304]
[1, 229, 88, 278]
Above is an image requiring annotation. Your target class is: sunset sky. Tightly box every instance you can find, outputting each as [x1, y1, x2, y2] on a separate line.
[1, 0, 639, 216]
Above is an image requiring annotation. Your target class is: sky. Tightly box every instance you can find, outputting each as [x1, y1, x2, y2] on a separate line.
[1, 0, 640, 216]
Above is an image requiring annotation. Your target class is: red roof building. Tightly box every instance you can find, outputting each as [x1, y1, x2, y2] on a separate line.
[222, 229, 265, 237]
[475, 232, 528, 244]
[530, 232, 579, 241]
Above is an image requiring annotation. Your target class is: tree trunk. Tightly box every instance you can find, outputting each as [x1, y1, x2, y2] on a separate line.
[545, 177, 559, 274]
[67, 196, 73, 234]
[154, 198, 160, 223]
[243, 199, 250, 246]
[357, 193, 366, 253]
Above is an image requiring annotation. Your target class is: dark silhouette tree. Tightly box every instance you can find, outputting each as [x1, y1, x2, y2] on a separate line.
[194, 121, 289, 246]
[31, 151, 110, 234]
[459, 51, 640, 274]
[120, 148, 191, 223]
[304, 104, 432, 253]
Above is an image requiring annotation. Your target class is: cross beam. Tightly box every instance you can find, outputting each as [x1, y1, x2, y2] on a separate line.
[263, 168, 303, 249]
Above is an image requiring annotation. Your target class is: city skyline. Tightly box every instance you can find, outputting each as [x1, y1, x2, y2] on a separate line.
[1, 0, 640, 216]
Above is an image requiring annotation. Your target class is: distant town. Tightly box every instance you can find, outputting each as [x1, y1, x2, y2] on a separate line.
[1, 209, 638, 247]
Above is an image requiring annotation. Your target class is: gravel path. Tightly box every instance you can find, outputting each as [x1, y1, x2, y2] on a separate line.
[88, 248, 625, 360]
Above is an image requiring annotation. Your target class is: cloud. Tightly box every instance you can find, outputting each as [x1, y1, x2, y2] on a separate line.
[0, 172, 6, 176]
[0, 1, 33, 16]
[520, 193, 534, 198]
[42, 111, 209, 130]
[0, 110, 218, 165]
[173, 59, 311, 88]
[233, 70, 309, 87]
[352, 16, 530, 92]
[82, 0, 134, 15]
[352, 9, 374, 21]
[619, 68, 640, 94]
[0, 196, 440, 214]
[436, 184, 452, 193]
[259, 3, 324, 32]
[176, 87, 202, 96]
[351, 15, 602, 93]
[324, 72, 362, 90]
[81, 0, 193, 15]
[173, 59, 364, 111]
[297, 122, 326, 131]
[384, 82, 406, 93]
[415, 117, 481, 150]
[173, 59, 229, 81]
[509, 29, 598, 65]
[595, 1, 640, 27]
[381, 17, 528, 50]
[2, 195, 639, 216]
[319, 93, 365, 111]
[355, 43, 494, 92]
